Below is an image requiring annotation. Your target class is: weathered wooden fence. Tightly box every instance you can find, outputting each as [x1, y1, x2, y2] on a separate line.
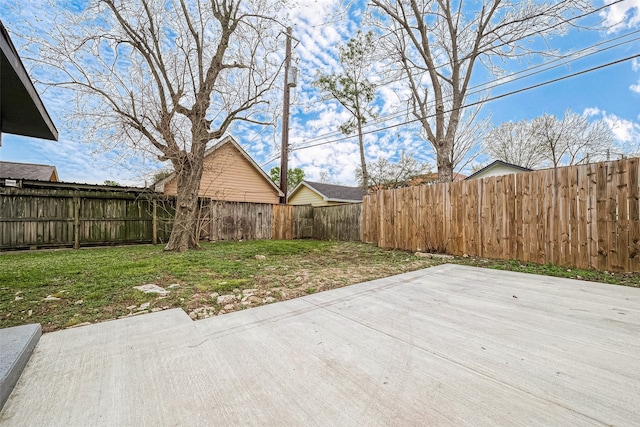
[312, 203, 361, 241]
[1, 180, 362, 249]
[363, 158, 640, 272]
[0, 184, 175, 250]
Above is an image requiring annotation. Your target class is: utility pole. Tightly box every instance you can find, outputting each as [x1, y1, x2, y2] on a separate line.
[279, 27, 292, 204]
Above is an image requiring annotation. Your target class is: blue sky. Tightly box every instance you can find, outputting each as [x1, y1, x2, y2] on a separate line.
[0, 0, 639, 186]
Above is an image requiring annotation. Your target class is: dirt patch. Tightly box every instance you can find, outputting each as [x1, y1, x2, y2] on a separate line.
[182, 243, 438, 320]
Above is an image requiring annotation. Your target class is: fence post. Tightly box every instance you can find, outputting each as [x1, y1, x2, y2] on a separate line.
[73, 194, 80, 249]
[152, 198, 158, 245]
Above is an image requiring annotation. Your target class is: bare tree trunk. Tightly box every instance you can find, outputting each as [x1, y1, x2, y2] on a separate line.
[165, 153, 205, 251]
[436, 140, 454, 183]
[357, 119, 369, 191]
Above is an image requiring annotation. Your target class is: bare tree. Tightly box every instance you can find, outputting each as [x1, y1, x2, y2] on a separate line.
[369, 0, 591, 182]
[533, 109, 614, 167]
[31, 0, 283, 251]
[357, 151, 429, 189]
[483, 119, 546, 169]
[449, 103, 490, 177]
[313, 31, 377, 191]
[484, 109, 614, 168]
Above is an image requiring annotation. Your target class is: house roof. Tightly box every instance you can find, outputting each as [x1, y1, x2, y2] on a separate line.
[290, 181, 366, 203]
[0, 21, 58, 141]
[0, 161, 59, 181]
[465, 160, 532, 180]
[154, 135, 284, 197]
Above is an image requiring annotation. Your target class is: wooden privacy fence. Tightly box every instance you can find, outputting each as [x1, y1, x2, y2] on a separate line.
[312, 203, 361, 241]
[0, 185, 174, 249]
[1, 181, 363, 249]
[363, 158, 640, 272]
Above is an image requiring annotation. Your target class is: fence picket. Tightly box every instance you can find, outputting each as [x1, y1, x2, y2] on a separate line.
[358, 159, 640, 272]
[628, 158, 640, 271]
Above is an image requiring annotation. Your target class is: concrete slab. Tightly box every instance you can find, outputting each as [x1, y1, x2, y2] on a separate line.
[0, 265, 638, 426]
[0, 324, 41, 411]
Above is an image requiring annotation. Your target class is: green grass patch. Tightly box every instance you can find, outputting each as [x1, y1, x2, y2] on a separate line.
[1, 240, 426, 332]
[3, 239, 636, 333]
[451, 257, 640, 287]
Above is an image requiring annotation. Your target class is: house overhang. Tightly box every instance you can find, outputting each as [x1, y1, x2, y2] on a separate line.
[0, 21, 58, 141]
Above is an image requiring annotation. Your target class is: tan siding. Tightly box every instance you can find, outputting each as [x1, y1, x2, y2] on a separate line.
[289, 186, 326, 206]
[163, 142, 279, 204]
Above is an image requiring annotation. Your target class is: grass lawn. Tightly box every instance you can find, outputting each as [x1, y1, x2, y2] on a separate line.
[0, 240, 439, 332]
[2, 240, 638, 333]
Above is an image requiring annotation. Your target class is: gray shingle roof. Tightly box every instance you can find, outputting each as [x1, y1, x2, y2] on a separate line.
[465, 160, 532, 180]
[302, 181, 366, 202]
[0, 161, 58, 181]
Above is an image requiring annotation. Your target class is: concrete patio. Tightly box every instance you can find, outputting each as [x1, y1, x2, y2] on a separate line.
[1, 264, 638, 426]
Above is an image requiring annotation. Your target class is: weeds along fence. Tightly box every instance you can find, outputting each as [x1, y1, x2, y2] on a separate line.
[0, 180, 362, 250]
[362, 158, 640, 272]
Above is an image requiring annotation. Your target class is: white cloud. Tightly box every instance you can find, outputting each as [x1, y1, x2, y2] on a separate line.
[582, 107, 640, 155]
[631, 59, 640, 95]
[601, 0, 640, 32]
[602, 113, 640, 146]
[604, 114, 640, 143]
[583, 107, 602, 117]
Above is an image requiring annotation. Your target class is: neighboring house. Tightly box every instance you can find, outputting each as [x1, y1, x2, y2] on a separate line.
[288, 181, 366, 206]
[465, 160, 532, 180]
[155, 135, 283, 204]
[0, 161, 59, 181]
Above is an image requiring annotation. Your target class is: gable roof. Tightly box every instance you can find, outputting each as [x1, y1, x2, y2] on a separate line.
[465, 160, 532, 180]
[0, 161, 59, 181]
[154, 135, 283, 197]
[1, 21, 58, 141]
[290, 180, 366, 203]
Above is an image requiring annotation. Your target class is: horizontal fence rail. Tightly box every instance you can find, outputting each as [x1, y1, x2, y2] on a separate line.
[362, 158, 640, 272]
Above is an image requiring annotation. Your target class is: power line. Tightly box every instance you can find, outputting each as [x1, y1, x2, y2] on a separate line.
[269, 29, 640, 160]
[280, 52, 640, 157]
[290, 0, 627, 112]
[261, 0, 634, 166]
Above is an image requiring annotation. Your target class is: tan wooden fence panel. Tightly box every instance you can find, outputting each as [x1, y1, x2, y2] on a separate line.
[362, 159, 640, 272]
[361, 194, 377, 243]
[272, 204, 292, 240]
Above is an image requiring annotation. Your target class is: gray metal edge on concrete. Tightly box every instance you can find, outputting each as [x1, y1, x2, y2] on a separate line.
[0, 323, 41, 411]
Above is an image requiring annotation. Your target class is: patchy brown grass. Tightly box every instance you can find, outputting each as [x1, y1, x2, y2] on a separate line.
[3, 239, 637, 333]
[1, 241, 439, 332]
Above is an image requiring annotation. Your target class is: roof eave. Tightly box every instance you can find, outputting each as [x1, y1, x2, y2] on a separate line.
[0, 21, 58, 141]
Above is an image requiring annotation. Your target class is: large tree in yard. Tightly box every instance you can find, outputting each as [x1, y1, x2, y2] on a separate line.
[34, 0, 283, 251]
[369, 0, 592, 182]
